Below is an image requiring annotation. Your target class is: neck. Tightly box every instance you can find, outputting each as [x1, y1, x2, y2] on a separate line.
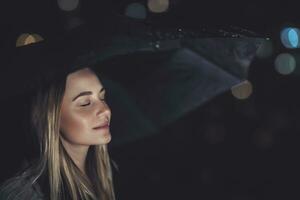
[60, 137, 89, 176]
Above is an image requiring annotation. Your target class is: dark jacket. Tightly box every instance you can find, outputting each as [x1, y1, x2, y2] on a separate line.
[0, 161, 121, 200]
[0, 172, 47, 200]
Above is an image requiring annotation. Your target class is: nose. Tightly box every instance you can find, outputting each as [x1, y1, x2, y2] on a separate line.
[96, 100, 111, 120]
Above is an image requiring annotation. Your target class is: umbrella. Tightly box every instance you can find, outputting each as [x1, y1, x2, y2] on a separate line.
[0, 14, 264, 150]
[93, 35, 263, 147]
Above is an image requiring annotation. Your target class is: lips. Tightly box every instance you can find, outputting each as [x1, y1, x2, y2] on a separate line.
[93, 122, 109, 129]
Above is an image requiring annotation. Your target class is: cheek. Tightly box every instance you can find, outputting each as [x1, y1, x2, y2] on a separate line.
[60, 110, 91, 144]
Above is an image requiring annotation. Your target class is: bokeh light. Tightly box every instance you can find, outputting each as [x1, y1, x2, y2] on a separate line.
[280, 27, 300, 48]
[147, 0, 169, 13]
[231, 80, 253, 100]
[274, 53, 296, 75]
[57, 0, 79, 12]
[125, 3, 147, 19]
[16, 33, 44, 47]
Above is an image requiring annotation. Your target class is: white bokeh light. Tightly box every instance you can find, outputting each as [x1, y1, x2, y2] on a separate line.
[274, 53, 296, 75]
[57, 0, 79, 11]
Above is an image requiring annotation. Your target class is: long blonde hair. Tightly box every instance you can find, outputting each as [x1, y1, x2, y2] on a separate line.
[6, 69, 116, 200]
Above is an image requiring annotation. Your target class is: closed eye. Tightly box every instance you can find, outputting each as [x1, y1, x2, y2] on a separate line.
[80, 102, 91, 107]
[80, 97, 105, 107]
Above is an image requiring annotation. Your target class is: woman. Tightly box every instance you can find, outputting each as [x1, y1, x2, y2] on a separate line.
[0, 67, 116, 200]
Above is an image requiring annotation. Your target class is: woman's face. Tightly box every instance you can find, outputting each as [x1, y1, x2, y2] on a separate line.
[59, 67, 111, 146]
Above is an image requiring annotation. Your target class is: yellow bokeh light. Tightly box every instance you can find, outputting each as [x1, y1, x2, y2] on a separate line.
[231, 80, 253, 100]
[16, 33, 44, 47]
[147, 0, 169, 13]
[24, 35, 35, 45]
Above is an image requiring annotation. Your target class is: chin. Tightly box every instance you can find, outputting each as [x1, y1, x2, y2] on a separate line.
[93, 134, 112, 145]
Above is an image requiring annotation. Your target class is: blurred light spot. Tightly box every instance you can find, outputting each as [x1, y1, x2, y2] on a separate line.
[280, 27, 300, 48]
[147, 0, 169, 13]
[231, 80, 253, 100]
[57, 0, 79, 11]
[256, 39, 273, 58]
[274, 53, 296, 75]
[125, 3, 147, 19]
[16, 33, 44, 47]
[24, 35, 35, 45]
[288, 29, 298, 47]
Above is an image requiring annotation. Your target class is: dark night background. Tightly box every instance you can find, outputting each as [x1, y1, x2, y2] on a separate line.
[1, 0, 300, 199]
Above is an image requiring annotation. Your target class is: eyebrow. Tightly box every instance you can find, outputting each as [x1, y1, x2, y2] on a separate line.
[72, 87, 105, 102]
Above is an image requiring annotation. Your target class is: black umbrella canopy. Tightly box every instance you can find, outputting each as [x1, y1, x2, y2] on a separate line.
[94, 35, 263, 146]
[0, 18, 264, 148]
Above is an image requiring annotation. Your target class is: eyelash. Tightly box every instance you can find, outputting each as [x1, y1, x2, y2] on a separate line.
[80, 98, 106, 107]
